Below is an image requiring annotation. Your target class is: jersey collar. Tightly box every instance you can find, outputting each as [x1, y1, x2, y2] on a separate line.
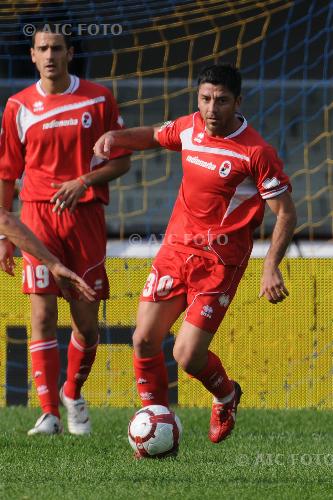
[224, 113, 247, 139]
[198, 111, 248, 139]
[36, 74, 79, 97]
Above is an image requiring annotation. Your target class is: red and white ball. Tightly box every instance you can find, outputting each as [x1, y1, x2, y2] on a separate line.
[128, 405, 182, 458]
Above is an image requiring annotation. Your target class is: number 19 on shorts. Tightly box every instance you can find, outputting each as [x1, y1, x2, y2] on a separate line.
[23, 264, 50, 290]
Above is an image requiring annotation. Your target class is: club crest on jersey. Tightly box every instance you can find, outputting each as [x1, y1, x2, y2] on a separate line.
[219, 160, 232, 177]
[82, 112, 92, 128]
[33, 101, 44, 112]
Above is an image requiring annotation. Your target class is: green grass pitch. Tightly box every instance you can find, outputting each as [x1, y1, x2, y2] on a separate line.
[0, 407, 332, 499]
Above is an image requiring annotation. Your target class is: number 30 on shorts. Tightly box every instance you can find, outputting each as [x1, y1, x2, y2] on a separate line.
[24, 264, 50, 289]
[142, 273, 173, 297]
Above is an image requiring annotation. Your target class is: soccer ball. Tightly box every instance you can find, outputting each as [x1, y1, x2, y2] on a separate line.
[128, 405, 182, 458]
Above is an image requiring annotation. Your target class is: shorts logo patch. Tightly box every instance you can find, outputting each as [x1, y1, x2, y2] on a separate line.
[82, 111, 92, 128]
[218, 294, 230, 307]
[201, 304, 213, 319]
[94, 279, 103, 290]
[219, 160, 232, 177]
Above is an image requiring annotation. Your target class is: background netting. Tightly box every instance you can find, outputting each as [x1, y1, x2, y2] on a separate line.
[0, 0, 332, 408]
[1, 0, 332, 238]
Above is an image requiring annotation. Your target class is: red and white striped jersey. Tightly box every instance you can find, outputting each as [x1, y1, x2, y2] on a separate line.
[157, 112, 291, 266]
[0, 75, 131, 204]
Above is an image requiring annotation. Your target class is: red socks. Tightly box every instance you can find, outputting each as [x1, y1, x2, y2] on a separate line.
[30, 339, 228, 412]
[64, 332, 98, 400]
[30, 333, 98, 414]
[30, 338, 60, 417]
[134, 351, 169, 407]
[193, 351, 234, 399]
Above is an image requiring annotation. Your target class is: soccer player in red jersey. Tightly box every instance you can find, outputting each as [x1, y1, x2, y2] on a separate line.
[0, 25, 131, 435]
[0, 206, 96, 302]
[95, 63, 297, 444]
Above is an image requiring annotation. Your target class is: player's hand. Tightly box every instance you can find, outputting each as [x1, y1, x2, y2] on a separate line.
[50, 179, 87, 214]
[48, 261, 97, 302]
[259, 267, 289, 304]
[0, 239, 15, 276]
[93, 132, 114, 159]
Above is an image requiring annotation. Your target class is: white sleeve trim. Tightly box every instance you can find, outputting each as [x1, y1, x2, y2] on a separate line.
[261, 185, 288, 199]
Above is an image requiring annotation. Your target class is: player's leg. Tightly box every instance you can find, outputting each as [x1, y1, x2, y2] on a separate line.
[173, 321, 233, 386]
[133, 247, 187, 408]
[174, 319, 242, 444]
[66, 299, 100, 398]
[59, 299, 100, 435]
[56, 202, 107, 434]
[174, 319, 236, 401]
[173, 320, 233, 393]
[133, 296, 186, 408]
[174, 256, 245, 443]
[21, 202, 64, 434]
[27, 293, 63, 435]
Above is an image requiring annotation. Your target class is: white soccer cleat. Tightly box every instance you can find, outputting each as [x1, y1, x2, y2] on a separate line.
[27, 413, 63, 436]
[59, 386, 91, 435]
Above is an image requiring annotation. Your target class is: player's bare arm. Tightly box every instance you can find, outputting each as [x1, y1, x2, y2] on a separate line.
[93, 127, 160, 159]
[50, 156, 131, 213]
[0, 179, 16, 275]
[45, 261, 97, 302]
[0, 207, 96, 301]
[259, 191, 297, 304]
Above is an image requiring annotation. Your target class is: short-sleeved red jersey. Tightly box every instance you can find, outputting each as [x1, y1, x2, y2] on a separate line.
[157, 112, 291, 266]
[0, 75, 131, 204]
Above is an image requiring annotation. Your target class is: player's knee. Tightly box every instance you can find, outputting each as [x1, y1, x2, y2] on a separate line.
[72, 322, 99, 345]
[173, 344, 202, 374]
[31, 305, 57, 336]
[132, 328, 159, 357]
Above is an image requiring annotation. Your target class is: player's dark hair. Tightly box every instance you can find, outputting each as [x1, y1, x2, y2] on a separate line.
[31, 23, 72, 49]
[197, 64, 242, 99]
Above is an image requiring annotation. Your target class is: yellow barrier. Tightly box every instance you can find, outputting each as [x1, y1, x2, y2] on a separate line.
[0, 258, 332, 408]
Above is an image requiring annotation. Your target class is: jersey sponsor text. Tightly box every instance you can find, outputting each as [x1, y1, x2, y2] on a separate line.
[43, 118, 79, 129]
[186, 154, 216, 170]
